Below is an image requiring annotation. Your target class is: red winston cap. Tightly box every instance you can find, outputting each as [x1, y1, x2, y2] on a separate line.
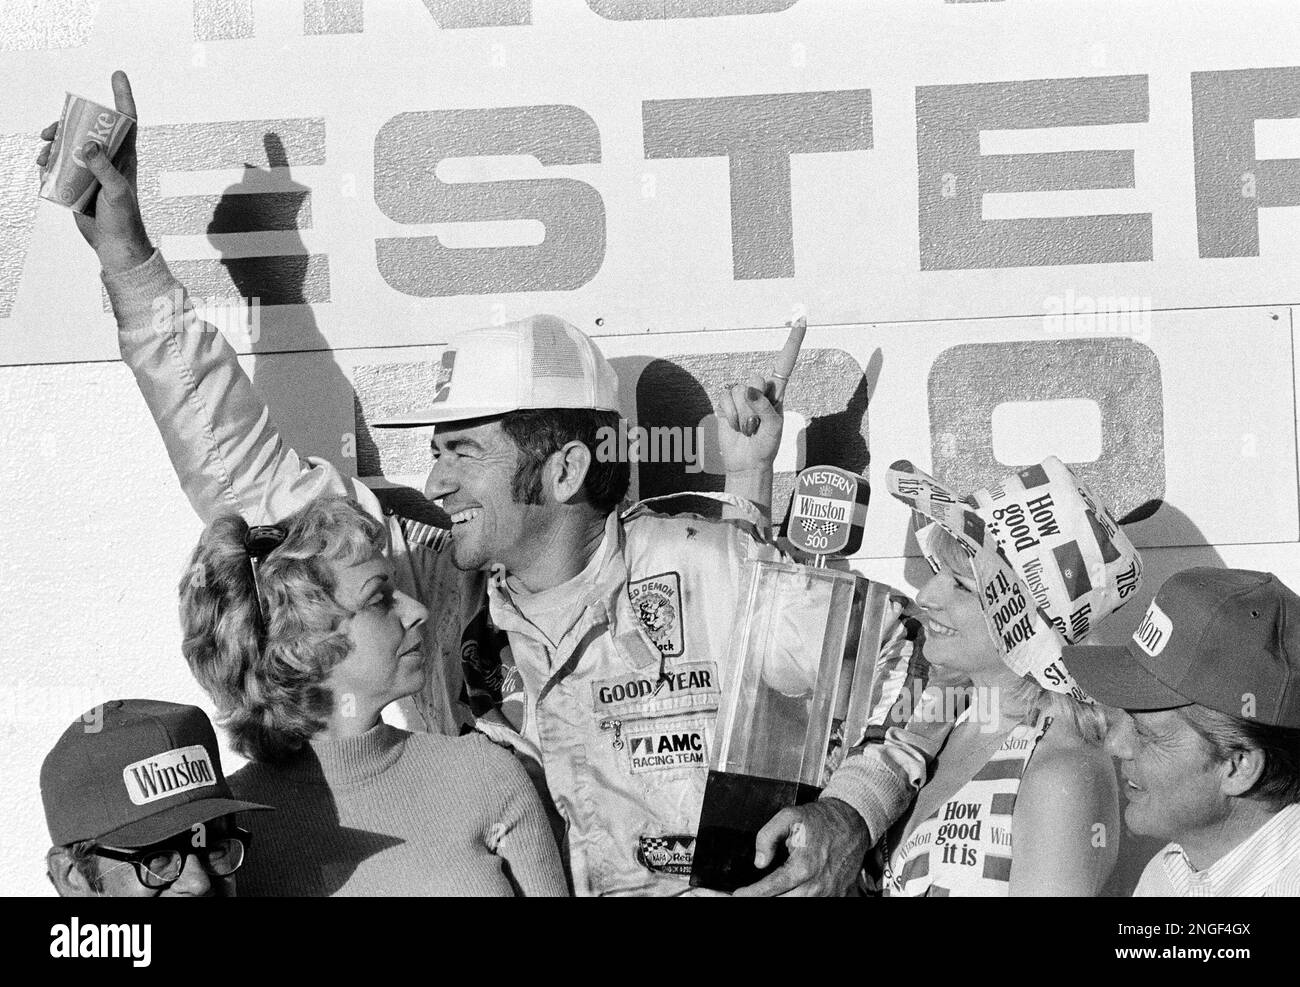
[1062, 567, 1300, 727]
[40, 700, 270, 848]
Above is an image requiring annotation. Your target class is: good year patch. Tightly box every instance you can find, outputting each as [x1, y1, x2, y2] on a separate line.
[591, 660, 719, 717]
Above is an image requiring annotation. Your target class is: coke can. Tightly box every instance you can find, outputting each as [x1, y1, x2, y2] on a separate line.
[39, 93, 136, 214]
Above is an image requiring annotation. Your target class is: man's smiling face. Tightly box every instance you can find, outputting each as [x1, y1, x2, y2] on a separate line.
[1104, 707, 1230, 843]
[423, 418, 545, 573]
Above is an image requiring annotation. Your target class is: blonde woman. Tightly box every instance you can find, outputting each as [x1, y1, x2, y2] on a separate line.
[879, 458, 1140, 896]
[179, 496, 567, 896]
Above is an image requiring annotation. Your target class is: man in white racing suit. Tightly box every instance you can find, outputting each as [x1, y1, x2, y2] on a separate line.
[49, 72, 956, 896]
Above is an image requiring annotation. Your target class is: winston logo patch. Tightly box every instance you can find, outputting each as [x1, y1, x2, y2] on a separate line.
[1133, 600, 1173, 658]
[122, 745, 216, 805]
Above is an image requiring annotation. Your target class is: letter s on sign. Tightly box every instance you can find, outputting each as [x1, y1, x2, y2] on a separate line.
[373, 106, 605, 297]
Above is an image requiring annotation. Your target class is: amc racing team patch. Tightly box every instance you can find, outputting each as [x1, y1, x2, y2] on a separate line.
[627, 726, 708, 773]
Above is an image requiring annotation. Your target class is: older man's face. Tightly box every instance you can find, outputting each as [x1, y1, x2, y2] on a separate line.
[89, 849, 234, 897]
[64, 816, 241, 897]
[1104, 708, 1230, 843]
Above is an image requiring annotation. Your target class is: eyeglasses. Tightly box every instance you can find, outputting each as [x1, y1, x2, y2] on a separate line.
[90, 827, 252, 890]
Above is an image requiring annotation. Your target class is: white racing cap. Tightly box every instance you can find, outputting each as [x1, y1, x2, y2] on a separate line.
[372, 314, 621, 428]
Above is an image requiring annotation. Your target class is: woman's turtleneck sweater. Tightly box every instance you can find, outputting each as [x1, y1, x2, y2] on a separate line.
[228, 723, 567, 896]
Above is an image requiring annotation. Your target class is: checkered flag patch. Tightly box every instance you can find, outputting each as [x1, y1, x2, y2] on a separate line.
[638, 834, 692, 854]
[800, 517, 838, 536]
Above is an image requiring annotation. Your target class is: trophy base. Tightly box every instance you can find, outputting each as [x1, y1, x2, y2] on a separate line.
[689, 770, 821, 893]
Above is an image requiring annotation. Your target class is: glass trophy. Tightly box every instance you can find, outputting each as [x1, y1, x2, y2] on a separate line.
[690, 467, 889, 892]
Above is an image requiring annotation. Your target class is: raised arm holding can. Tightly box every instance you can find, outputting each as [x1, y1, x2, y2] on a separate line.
[35, 71, 152, 275]
[39, 91, 135, 213]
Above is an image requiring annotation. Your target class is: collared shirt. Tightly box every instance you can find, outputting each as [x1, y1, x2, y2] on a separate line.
[1133, 803, 1300, 897]
[506, 531, 608, 648]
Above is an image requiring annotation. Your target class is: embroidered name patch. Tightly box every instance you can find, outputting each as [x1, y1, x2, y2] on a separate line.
[636, 835, 696, 876]
[629, 571, 684, 657]
[627, 728, 709, 773]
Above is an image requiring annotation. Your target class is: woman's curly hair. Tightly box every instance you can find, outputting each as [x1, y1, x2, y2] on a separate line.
[178, 497, 387, 763]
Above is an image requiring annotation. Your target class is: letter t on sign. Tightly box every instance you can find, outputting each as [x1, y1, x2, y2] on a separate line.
[642, 91, 872, 279]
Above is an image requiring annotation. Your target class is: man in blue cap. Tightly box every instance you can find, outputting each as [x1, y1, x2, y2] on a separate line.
[42, 700, 270, 897]
[1064, 568, 1300, 896]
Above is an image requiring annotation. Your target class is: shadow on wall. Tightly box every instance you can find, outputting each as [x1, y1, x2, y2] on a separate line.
[900, 496, 1226, 897]
[206, 133, 365, 510]
[610, 346, 880, 522]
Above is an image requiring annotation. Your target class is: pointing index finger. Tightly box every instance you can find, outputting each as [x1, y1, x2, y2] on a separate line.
[769, 316, 807, 405]
[111, 70, 137, 119]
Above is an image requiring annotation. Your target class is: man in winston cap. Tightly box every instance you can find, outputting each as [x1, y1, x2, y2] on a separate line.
[42, 700, 269, 897]
[1064, 568, 1300, 896]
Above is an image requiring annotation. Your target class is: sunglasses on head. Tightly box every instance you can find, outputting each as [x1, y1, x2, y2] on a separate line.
[245, 524, 287, 637]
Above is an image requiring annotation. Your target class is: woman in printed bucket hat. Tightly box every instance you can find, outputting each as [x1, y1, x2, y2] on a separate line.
[877, 456, 1144, 896]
